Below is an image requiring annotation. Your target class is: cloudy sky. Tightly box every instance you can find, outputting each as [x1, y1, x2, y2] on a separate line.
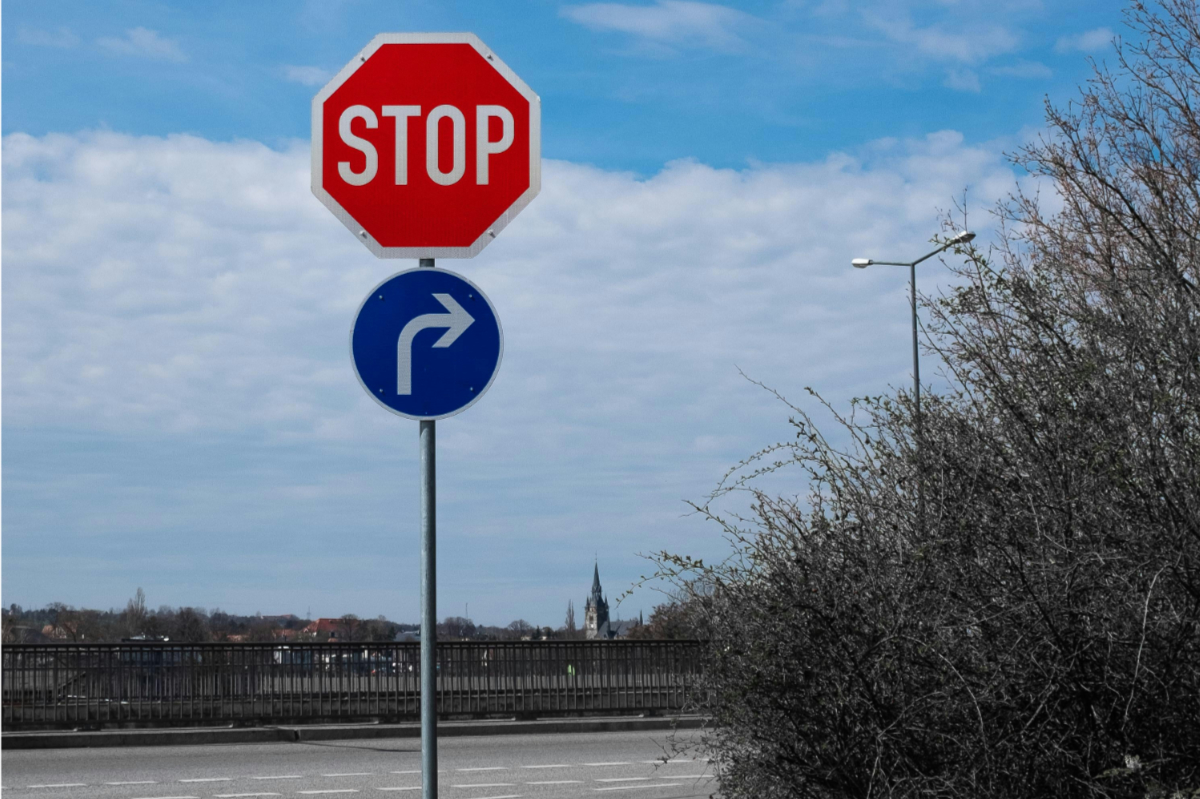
[3, 0, 1124, 626]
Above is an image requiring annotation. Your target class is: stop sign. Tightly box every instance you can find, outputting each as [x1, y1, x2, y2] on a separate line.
[312, 33, 541, 259]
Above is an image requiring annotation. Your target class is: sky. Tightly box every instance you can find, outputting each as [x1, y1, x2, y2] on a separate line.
[2, 0, 1128, 626]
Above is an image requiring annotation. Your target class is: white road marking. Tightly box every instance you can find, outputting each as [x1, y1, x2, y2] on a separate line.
[390, 770, 445, 775]
[595, 786, 682, 793]
[457, 767, 508, 772]
[583, 762, 632, 766]
[180, 778, 233, 783]
[521, 764, 572, 769]
[525, 780, 583, 785]
[253, 776, 304, 780]
[596, 778, 650, 783]
[299, 792, 360, 796]
[656, 774, 709, 779]
[28, 785, 88, 789]
[107, 781, 158, 786]
[466, 795, 522, 799]
[375, 789, 421, 793]
[451, 784, 515, 788]
[215, 794, 283, 798]
[322, 773, 374, 777]
[131, 796, 200, 799]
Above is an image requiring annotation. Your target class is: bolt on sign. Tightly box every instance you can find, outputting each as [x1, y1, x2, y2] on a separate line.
[311, 33, 541, 258]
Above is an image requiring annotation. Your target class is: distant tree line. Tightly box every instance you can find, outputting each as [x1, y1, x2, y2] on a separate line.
[437, 615, 554, 641]
[0, 587, 412, 644]
[0, 589, 666, 644]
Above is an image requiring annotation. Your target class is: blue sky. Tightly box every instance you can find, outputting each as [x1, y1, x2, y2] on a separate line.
[3, 0, 1126, 626]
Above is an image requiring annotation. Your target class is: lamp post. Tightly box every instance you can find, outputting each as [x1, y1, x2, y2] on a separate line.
[852, 230, 975, 532]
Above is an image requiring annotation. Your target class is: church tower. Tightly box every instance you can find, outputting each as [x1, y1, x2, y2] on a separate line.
[584, 562, 610, 639]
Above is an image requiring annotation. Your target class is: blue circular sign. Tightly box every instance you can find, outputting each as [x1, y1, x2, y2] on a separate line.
[351, 268, 503, 420]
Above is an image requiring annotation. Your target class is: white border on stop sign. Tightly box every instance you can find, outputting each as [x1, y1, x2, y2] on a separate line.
[311, 32, 542, 259]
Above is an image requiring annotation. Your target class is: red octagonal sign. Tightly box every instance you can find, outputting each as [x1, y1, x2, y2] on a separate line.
[312, 33, 541, 258]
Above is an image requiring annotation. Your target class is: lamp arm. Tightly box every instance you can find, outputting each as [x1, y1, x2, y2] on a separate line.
[910, 240, 955, 266]
[856, 232, 974, 269]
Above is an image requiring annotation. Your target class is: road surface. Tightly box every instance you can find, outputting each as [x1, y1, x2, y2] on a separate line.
[2, 729, 718, 799]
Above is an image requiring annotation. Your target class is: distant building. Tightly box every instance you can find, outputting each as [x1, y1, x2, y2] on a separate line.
[302, 617, 361, 640]
[585, 562, 642, 639]
[584, 563, 643, 640]
[42, 623, 73, 640]
[584, 562, 610, 639]
[605, 619, 640, 638]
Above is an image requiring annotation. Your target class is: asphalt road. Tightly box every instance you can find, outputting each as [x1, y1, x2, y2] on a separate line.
[1, 730, 717, 799]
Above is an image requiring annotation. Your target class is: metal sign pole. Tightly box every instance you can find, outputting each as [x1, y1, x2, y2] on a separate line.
[419, 256, 437, 799]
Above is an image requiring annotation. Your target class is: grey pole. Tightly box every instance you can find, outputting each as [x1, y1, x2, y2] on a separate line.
[910, 261, 924, 534]
[418, 256, 437, 799]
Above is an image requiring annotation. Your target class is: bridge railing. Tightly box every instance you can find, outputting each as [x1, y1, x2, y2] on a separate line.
[1, 640, 704, 729]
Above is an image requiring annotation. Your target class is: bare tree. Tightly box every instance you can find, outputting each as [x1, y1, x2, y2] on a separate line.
[333, 614, 362, 642]
[45, 603, 105, 641]
[438, 616, 476, 640]
[505, 619, 535, 640]
[173, 608, 209, 642]
[624, 600, 701, 640]
[362, 615, 397, 642]
[247, 616, 277, 642]
[123, 587, 148, 638]
[563, 600, 577, 638]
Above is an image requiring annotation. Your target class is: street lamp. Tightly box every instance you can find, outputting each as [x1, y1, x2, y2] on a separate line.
[852, 230, 975, 531]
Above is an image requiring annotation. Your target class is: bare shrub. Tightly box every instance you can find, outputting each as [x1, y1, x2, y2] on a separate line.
[655, 3, 1200, 796]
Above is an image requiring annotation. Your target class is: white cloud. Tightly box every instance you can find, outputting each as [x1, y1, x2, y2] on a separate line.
[865, 14, 1019, 64]
[988, 59, 1052, 79]
[18, 27, 80, 48]
[1055, 27, 1113, 53]
[1, 130, 1022, 620]
[2, 129, 1017, 439]
[561, 0, 755, 52]
[97, 27, 187, 62]
[944, 68, 981, 92]
[283, 65, 332, 87]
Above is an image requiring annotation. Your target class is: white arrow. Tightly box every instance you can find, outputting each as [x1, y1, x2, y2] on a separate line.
[396, 293, 475, 395]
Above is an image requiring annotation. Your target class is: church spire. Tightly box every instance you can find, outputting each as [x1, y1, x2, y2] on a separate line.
[585, 560, 610, 639]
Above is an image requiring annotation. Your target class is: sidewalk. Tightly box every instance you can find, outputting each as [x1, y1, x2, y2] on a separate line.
[2, 715, 708, 750]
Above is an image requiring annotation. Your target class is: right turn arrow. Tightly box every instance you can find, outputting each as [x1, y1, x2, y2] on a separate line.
[396, 293, 475, 395]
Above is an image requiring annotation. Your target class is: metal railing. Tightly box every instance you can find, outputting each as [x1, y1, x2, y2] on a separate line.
[1, 640, 703, 729]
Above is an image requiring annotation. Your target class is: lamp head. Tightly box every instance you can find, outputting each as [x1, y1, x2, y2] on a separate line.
[851, 258, 871, 268]
[950, 230, 976, 245]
